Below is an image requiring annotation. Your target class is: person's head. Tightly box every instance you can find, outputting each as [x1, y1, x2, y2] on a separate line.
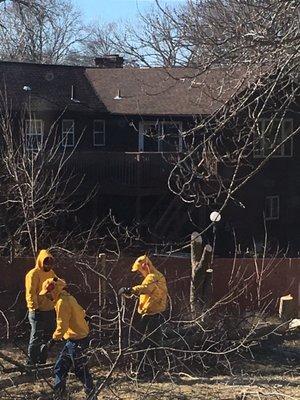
[35, 249, 55, 272]
[43, 256, 55, 272]
[39, 277, 66, 302]
[131, 255, 154, 277]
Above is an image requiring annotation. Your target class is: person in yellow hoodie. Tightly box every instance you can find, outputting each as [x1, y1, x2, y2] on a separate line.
[118, 255, 168, 378]
[39, 277, 94, 400]
[25, 249, 57, 365]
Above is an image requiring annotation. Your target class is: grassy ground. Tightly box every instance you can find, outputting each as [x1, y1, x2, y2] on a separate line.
[1, 337, 299, 400]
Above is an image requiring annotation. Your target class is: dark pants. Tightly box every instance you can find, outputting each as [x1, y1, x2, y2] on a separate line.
[54, 338, 94, 396]
[28, 309, 56, 363]
[136, 314, 163, 376]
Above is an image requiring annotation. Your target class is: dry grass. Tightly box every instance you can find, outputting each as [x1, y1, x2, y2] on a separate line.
[1, 339, 299, 400]
[2, 371, 300, 400]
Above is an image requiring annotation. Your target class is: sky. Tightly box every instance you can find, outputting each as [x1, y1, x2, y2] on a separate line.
[72, 0, 185, 24]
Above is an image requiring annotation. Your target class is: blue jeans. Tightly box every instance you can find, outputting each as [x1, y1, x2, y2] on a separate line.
[28, 309, 56, 363]
[54, 338, 94, 395]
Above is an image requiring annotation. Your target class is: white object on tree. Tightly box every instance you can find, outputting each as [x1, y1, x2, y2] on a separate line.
[210, 211, 221, 222]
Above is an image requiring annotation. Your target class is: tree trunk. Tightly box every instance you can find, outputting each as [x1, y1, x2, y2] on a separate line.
[190, 232, 213, 318]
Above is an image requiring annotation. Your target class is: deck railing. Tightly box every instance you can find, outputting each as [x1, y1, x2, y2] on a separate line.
[72, 151, 180, 188]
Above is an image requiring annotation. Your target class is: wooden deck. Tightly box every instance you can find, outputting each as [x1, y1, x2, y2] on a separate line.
[70, 151, 180, 195]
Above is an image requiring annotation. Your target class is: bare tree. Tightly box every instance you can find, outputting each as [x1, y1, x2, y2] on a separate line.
[0, 0, 85, 64]
[0, 0, 35, 5]
[103, 0, 299, 253]
[0, 94, 97, 257]
[72, 22, 121, 66]
[125, 1, 299, 246]
[107, 2, 191, 67]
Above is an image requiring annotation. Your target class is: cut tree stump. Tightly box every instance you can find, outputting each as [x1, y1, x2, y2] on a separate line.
[190, 232, 213, 318]
[279, 294, 297, 320]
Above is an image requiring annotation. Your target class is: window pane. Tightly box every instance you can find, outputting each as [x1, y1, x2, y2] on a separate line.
[62, 120, 74, 147]
[26, 134, 42, 150]
[143, 122, 159, 152]
[93, 120, 105, 146]
[62, 120, 74, 133]
[94, 120, 104, 132]
[272, 197, 279, 218]
[271, 120, 284, 156]
[25, 120, 43, 150]
[36, 121, 43, 134]
[265, 198, 271, 218]
[94, 131, 104, 146]
[160, 123, 181, 152]
[26, 120, 43, 135]
[282, 120, 293, 156]
[255, 119, 293, 158]
[62, 133, 74, 146]
[265, 196, 279, 220]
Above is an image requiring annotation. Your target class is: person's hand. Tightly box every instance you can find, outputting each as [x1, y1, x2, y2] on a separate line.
[40, 339, 55, 354]
[40, 339, 56, 363]
[47, 339, 56, 349]
[85, 315, 92, 323]
[118, 287, 132, 296]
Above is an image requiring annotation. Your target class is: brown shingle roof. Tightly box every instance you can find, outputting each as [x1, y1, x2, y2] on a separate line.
[85, 67, 242, 116]
[0, 61, 105, 113]
[0, 61, 244, 116]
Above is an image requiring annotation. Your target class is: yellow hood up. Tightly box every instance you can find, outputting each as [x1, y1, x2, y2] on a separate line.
[25, 249, 57, 311]
[35, 249, 54, 270]
[131, 255, 168, 315]
[39, 277, 89, 340]
[39, 277, 66, 300]
[131, 255, 157, 274]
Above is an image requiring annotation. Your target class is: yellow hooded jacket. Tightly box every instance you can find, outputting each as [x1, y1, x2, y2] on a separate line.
[131, 255, 168, 315]
[40, 278, 89, 341]
[25, 249, 57, 311]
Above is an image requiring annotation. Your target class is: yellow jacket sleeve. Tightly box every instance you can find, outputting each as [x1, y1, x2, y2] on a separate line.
[25, 270, 39, 310]
[131, 274, 157, 295]
[53, 298, 71, 340]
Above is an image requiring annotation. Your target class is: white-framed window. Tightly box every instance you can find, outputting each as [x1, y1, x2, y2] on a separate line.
[139, 120, 183, 152]
[62, 120, 75, 147]
[140, 121, 160, 152]
[25, 119, 43, 150]
[265, 196, 279, 220]
[93, 120, 105, 146]
[254, 119, 293, 158]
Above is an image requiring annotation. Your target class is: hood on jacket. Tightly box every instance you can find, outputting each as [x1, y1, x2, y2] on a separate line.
[39, 277, 66, 301]
[131, 255, 157, 275]
[35, 249, 54, 270]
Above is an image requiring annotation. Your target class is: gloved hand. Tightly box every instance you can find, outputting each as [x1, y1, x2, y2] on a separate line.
[40, 339, 56, 364]
[118, 287, 132, 296]
[46, 338, 56, 349]
[40, 338, 56, 352]
[85, 315, 93, 323]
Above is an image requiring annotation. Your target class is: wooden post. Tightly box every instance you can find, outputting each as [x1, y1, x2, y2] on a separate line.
[98, 253, 106, 339]
[190, 232, 213, 318]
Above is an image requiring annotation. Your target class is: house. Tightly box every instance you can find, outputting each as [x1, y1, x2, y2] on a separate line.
[0, 55, 298, 254]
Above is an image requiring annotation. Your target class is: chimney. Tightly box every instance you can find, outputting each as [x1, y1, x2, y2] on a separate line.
[94, 55, 124, 69]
